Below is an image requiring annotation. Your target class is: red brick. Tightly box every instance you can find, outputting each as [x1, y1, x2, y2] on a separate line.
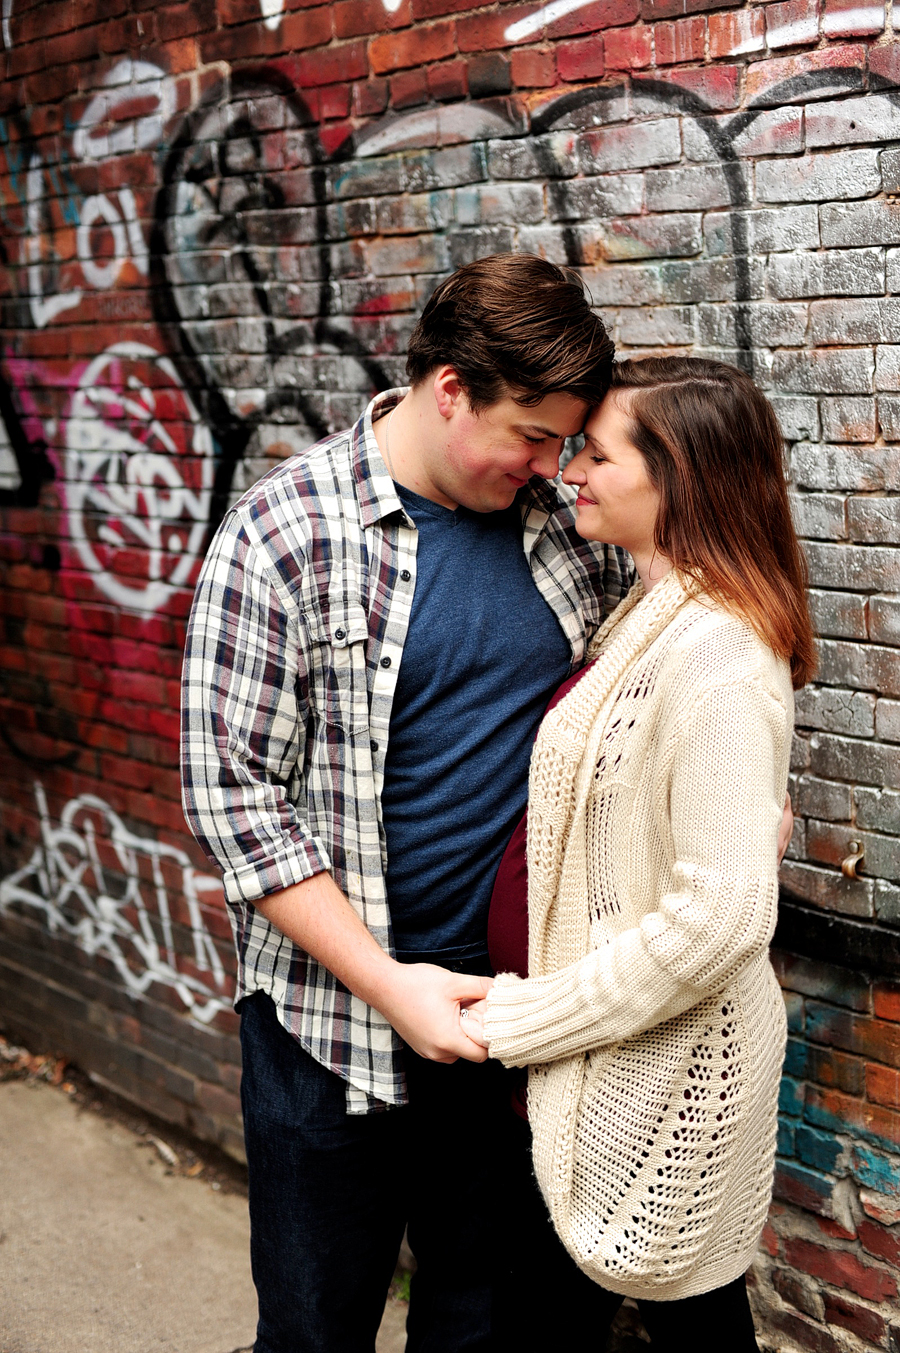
[510, 46, 558, 87]
[815, 1216, 857, 1241]
[334, 0, 411, 37]
[275, 41, 368, 87]
[638, 64, 740, 108]
[870, 39, 900, 85]
[390, 66, 429, 107]
[822, 1293, 886, 1344]
[654, 14, 706, 63]
[11, 0, 73, 41]
[352, 77, 390, 114]
[427, 58, 467, 100]
[604, 24, 652, 67]
[157, 0, 217, 41]
[281, 6, 334, 49]
[858, 1218, 900, 1266]
[457, 7, 533, 52]
[808, 1083, 900, 1150]
[369, 20, 455, 73]
[757, 1308, 841, 1353]
[319, 83, 351, 119]
[823, 0, 885, 37]
[783, 1237, 897, 1301]
[556, 35, 605, 80]
[546, 0, 639, 36]
[744, 44, 866, 103]
[318, 121, 355, 155]
[874, 981, 900, 1022]
[808, 1004, 900, 1069]
[411, 0, 476, 16]
[867, 1062, 900, 1108]
[45, 23, 100, 65]
[708, 6, 765, 57]
[761, 1222, 780, 1257]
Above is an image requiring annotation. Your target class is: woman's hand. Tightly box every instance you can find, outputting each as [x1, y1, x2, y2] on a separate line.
[778, 794, 794, 865]
[459, 994, 491, 1049]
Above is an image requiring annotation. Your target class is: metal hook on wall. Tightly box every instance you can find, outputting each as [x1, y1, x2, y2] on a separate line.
[842, 841, 865, 880]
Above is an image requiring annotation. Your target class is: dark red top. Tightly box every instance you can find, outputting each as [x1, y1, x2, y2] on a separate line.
[487, 660, 595, 1116]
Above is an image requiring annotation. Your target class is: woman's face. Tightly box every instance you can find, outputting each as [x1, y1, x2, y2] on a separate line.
[562, 391, 661, 561]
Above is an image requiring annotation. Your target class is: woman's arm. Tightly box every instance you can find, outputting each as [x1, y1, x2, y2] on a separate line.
[483, 676, 789, 1067]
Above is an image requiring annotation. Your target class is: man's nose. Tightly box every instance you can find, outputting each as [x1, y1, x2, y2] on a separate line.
[528, 446, 563, 479]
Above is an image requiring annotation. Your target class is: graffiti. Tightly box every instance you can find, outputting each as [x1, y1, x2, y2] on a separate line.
[505, 1, 596, 42]
[260, 0, 285, 27]
[65, 343, 213, 614]
[1, 42, 898, 607]
[72, 60, 174, 163]
[25, 152, 82, 328]
[0, 783, 231, 1024]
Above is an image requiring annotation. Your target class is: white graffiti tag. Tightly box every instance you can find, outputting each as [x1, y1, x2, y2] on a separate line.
[65, 342, 213, 614]
[0, 785, 231, 1024]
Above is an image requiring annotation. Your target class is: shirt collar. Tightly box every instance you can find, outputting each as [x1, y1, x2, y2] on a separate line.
[351, 385, 567, 529]
[352, 388, 408, 529]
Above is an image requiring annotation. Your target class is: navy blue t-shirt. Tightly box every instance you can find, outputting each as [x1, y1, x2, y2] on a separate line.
[381, 484, 572, 964]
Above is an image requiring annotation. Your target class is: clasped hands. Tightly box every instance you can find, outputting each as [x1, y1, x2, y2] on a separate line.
[378, 961, 493, 1064]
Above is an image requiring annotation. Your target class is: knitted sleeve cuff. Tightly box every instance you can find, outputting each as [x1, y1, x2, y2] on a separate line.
[484, 968, 598, 1067]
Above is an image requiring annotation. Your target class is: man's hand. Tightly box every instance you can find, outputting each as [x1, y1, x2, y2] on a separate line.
[255, 874, 495, 1064]
[778, 793, 794, 865]
[379, 965, 493, 1064]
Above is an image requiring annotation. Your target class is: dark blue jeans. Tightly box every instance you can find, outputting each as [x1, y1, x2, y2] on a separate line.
[239, 991, 514, 1353]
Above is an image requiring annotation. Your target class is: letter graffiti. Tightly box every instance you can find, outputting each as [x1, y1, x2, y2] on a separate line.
[0, 784, 231, 1024]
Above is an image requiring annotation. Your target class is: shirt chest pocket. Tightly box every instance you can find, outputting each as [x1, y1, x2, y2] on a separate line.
[303, 603, 371, 736]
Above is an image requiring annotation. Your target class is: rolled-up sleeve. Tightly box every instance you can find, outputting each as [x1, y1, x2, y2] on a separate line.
[181, 511, 331, 906]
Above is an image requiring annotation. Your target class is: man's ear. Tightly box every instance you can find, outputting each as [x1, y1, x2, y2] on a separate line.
[432, 366, 467, 420]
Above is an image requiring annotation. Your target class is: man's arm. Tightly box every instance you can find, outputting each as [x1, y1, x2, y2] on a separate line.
[256, 876, 491, 1063]
[182, 510, 488, 1065]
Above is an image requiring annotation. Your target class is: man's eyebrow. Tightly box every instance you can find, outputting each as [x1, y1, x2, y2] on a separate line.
[516, 421, 570, 438]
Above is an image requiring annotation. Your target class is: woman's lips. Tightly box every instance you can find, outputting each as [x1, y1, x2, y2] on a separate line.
[576, 495, 597, 506]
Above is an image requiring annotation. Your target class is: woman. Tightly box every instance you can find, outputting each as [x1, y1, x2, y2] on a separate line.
[463, 357, 814, 1348]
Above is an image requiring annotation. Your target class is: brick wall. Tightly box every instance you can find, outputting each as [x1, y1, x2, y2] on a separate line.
[0, 0, 898, 1342]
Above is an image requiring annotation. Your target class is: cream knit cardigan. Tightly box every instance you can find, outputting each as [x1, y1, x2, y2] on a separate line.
[483, 570, 792, 1301]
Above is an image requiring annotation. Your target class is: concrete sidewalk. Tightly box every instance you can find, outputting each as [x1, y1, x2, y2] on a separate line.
[0, 1076, 407, 1353]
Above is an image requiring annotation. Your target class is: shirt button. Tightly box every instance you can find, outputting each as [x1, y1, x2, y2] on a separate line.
[400, 570, 411, 582]
[380, 656, 392, 668]
[370, 740, 378, 753]
[334, 628, 346, 640]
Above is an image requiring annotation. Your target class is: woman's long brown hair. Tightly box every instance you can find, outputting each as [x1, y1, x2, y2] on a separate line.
[609, 357, 815, 690]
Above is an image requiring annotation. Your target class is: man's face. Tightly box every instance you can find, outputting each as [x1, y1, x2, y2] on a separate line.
[428, 379, 590, 513]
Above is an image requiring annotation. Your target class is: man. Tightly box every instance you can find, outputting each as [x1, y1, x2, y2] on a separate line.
[180, 253, 631, 1352]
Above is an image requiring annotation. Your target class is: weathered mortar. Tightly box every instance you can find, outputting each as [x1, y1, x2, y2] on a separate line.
[0, 1, 899, 1344]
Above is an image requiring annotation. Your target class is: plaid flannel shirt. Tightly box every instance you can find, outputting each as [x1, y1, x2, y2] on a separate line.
[181, 389, 633, 1113]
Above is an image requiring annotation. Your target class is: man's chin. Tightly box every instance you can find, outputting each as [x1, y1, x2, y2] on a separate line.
[458, 486, 519, 513]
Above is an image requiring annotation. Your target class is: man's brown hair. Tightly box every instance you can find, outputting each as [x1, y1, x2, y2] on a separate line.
[610, 356, 815, 690]
[406, 253, 615, 411]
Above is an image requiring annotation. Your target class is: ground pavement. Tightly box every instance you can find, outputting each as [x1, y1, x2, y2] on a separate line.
[0, 1073, 406, 1353]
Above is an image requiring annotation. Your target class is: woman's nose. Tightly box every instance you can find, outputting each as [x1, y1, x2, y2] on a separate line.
[561, 454, 587, 486]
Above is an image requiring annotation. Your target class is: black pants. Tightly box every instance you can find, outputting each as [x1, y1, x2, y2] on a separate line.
[239, 990, 515, 1353]
[493, 1109, 761, 1352]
